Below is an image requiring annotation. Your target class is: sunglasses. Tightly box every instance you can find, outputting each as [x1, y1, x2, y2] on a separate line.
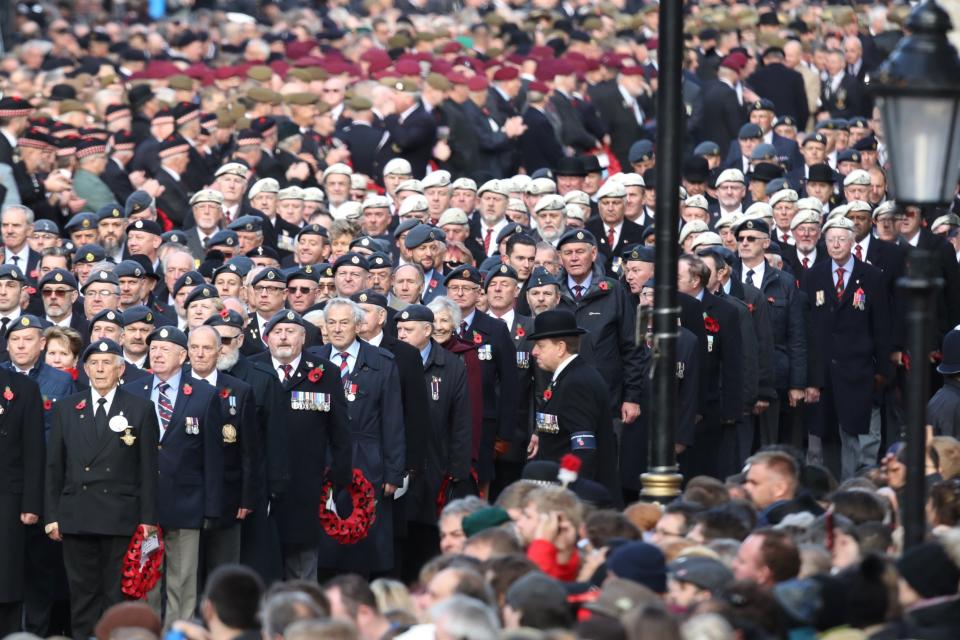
[287, 286, 316, 295]
[738, 236, 763, 244]
[219, 334, 242, 345]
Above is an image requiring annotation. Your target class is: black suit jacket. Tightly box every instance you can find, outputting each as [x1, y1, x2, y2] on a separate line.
[701, 80, 746, 156]
[589, 82, 646, 170]
[336, 122, 384, 180]
[379, 103, 437, 179]
[520, 107, 563, 174]
[901, 229, 960, 344]
[45, 387, 158, 535]
[746, 63, 810, 128]
[102, 158, 135, 205]
[438, 99, 480, 179]
[700, 291, 744, 423]
[586, 217, 646, 276]
[821, 73, 865, 120]
[378, 333, 431, 476]
[155, 167, 192, 228]
[549, 91, 597, 153]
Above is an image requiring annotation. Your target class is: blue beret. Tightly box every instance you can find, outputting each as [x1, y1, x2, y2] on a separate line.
[297, 224, 328, 239]
[0, 264, 24, 282]
[693, 141, 720, 156]
[125, 190, 152, 216]
[629, 139, 655, 163]
[333, 252, 370, 272]
[246, 245, 280, 261]
[367, 252, 392, 270]
[73, 244, 106, 264]
[96, 203, 125, 221]
[286, 265, 319, 283]
[404, 224, 443, 249]
[527, 266, 559, 289]
[147, 325, 188, 348]
[251, 267, 285, 287]
[351, 289, 388, 308]
[738, 122, 763, 139]
[623, 244, 655, 262]
[82, 338, 123, 362]
[183, 283, 219, 308]
[65, 212, 98, 233]
[122, 305, 156, 326]
[7, 314, 47, 335]
[126, 218, 163, 237]
[443, 264, 482, 286]
[172, 270, 205, 295]
[91, 308, 123, 327]
[204, 308, 244, 329]
[484, 263, 518, 290]
[393, 218, 420, 239]
[114, 260, 147, 279]
[208, 230, 238, 248]
[82, 269, 119, 290]
[496, 223, 527, 245]
[227, 215, 263, 233]
[212, 262, 246, 281]
[33, 219, 60, 235]
[162, 230, 188, 245]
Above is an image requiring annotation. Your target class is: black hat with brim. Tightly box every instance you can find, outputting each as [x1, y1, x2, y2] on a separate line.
[526, 309, 587, 340]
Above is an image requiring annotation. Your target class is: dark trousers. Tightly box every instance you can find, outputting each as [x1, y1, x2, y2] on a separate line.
[0, 602, 22, 637]
[24, 524, 71, 636]
[402, 523, 440, 584]
[62, 534, 129, 640]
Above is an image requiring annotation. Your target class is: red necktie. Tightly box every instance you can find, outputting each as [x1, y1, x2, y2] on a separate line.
[607, 227, 616, 248]
[483, 228, 493, 254]
[339, 352, 349, 375]
[835, 267, 846, 299]
[855, 244, 863, 262]
[802, 257, 810, 270]
[782, 231, 790, 243]
[280, 364, 292, 382]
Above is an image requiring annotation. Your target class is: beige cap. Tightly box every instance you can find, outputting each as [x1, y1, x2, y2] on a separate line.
[397, 179, 424, 194]
[383, 158, 413, 176]
[277, 186, 304, 201]
[248, 178, 279, 198]
[683, 194, 709, 211]
[535, 194, 567, 214]
[769, 189, 799, 207]
[422, 170, 451, 189]
[679, 220, 710, 245]
[595, 180, 627, 199]
[790, 209, 822, 230]
[843, 169, 871, 187]
[322, 163, 353, 179]
[189, 189, 223, 206]
[437, 207, 469, 226]
[398, 194, 429, 216]
[361, 194, 391, 210]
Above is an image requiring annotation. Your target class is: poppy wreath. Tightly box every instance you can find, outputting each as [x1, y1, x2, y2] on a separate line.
[318, 468, 377, 544]
[121, 527, 164, 599]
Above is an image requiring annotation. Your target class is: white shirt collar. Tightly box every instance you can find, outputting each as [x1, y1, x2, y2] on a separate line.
[6, 243, 29, 267]
[162, 166, 181, 182]
[195, 369, 217, 386]
[91, 385, 118, 415]
[368, 332, 384, 347]
[488, 308, 515, 328]
[552, 354, 578, 382]
[272, 354, 302, 379]
[742, 260, 766, 285]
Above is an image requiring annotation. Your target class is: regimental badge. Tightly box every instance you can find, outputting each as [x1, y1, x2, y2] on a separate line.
[816, 290, 825, 307]
[121, 428, 136, 446]
[431, 376, 441, 401]
[222, 424, 237, 444]
[707, 335, 715, 353]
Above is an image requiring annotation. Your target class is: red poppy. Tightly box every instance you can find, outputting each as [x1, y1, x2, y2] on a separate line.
[219, 388, 230, 399]
[43, 398, 52, 411]
[516, 326, 525, 338]
[429, 279, 438, 288]
[704, 316, 720, 334]
[219, 309, 229, 319]
[473, 332, 483, 344]
[25, 286, 35, 296]
[308, 366, 324, 383]
[182, 383, 193, 396]
[747, 303, 755, 313]
[29, 269, 37, 279]
[543, 389, 553, 401]
[66, 368, 78, 381]
[3, 387, 13, 402]
[75, 399, 86, 410]
[598, 281, 609, 291]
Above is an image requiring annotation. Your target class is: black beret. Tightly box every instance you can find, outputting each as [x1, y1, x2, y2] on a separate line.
[297, 224, 328, 239]
[91, 309, 123, 327]
[82, 338, 123, 362]
[82, 269, 118, 290]
[484, 263, 518, 290]
[263, 309, 304, 337]
[114, 260, 147, 279]
[733, 218, 771, 236]
[184, 283, 220, 308]
[126, 218, 163, 237]
[212, 262, 247, 281]
[286, 266, 320, 283]
[227, 215, 263, 233]
[367, 252, 393, 269]
[204, 309, 245, 330]
[147, 325, 188, 348]
[38, 268, 78, 290]
[122, 305, 156, 326]
[395, 304, 434, 323]
[246, 246, 280, 261]
[251, 267, 285, 287]
[73, 244, 106, 264]
[527, 266, 560, 289]
[208, 230, 238, 248]
[351, 289, 388, 308]
[350, 235, 382, 251]
[557, 228, 597, 248]
[172, 270, 205, 296]
[333, 252, 370, 272]
[443, 264, 482, 286]
[317, 263, 335, 278]
[496, 223, 527, 245]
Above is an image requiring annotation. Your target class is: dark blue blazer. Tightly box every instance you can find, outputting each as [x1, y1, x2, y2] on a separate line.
[1, 361, 75, 438]
[123, 370, 224, 529]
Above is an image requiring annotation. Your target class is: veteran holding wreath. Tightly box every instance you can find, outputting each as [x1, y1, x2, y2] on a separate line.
[45, 339, 159, 640]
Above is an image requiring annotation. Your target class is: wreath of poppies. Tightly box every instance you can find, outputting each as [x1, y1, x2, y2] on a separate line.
[121, 527, 164, 599]
[318, 468, 377, 544]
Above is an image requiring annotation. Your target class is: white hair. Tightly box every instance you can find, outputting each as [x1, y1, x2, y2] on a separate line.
[2, 204, 34, 224]
[427, 296, 462, 328]
[430, 596, 499, 640]
[323, 297, 365, 324]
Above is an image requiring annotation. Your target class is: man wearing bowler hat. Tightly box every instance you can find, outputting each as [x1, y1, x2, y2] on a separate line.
[528, 309, 619, 501]
[928, 330, 960, 438]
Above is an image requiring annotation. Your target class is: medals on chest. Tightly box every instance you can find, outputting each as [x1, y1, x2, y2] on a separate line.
[477, 344, 493, 361]
[290, 391, 331, 412]
[536, 412, 559, 434]
[121, 428, 136, 446]
[516, 351, 530, 369]
[431, 376, 441, 401]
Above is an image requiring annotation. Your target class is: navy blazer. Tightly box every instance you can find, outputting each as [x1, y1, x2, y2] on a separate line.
[1, 361, 75, 439]
[123, 371, 224, 529]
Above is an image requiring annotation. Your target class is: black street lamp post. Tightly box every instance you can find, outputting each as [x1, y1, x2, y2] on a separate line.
[869, 0, 960, 548]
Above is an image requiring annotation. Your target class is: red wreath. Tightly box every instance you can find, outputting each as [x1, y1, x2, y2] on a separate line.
[318, 469, 377, 545]
[121, 527, 164, 599]
[704, 316, 720, 334]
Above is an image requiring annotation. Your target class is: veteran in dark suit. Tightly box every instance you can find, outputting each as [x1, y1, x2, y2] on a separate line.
[803, 216, 892, 480]
[187, 326, 260, 576]
[520, 82, 564, 175]
[377, 81, 437, 179]
[252, 310, 352, 582]
[314, 298, 405, 575]
[124, 326, 223, 626]
[395, 305, 472, 573]
[528, 309, 620, 500]
[45, 339, 157, 640]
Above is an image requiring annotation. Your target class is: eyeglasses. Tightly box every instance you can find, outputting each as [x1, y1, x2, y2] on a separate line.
[447, 285, 479, 294]
[84, 290, 117, 299]
[253, 285, 285, 295]
[738, 236, 763, 244]
[287, 286, 317, 295]
[219, 334, 242, 345]
[318, 283, 337, 292]
[42, 288, 72, 298]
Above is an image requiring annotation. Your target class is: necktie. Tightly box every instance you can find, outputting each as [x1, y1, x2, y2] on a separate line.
[157, 383, 173, 432]
[95, 398, 107, 438]
[855, 244, 863, 262]
[835, 267, 846, 299]
[339, 352, 350, 375]
[802, 257, 810, 270]
[746, 269, 756, 287]
[460, 321, 468, 337]
[607, 227, 616, 248]
[483, 228, 494, 254]
[280, 364, 292, 382]
[10, 256, 18, 267]
[573, 285, 584, 300]
[0, 317, 9, 336]
[782, 231, 790, 244]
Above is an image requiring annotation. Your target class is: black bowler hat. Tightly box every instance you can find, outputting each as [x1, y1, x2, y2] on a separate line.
[807, 163, 836, 184]
[938, 329, 960, 375]
[526, 309, 587, 340]
[555, 157, 587, 177]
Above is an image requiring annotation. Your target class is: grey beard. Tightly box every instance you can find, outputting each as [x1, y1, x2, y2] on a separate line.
[216, 349, 240, 371]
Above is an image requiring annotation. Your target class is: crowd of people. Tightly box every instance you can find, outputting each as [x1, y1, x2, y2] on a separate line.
[0, 1, 959, 640]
